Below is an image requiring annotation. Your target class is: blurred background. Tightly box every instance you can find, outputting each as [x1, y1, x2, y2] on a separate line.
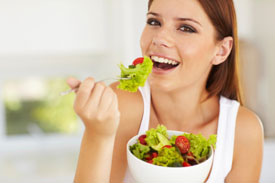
[0, 0, 274, 182]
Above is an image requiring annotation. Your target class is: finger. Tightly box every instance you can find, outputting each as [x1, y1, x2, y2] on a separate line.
[66, 77, 81, 89]
[108, 93, 120, 120]
[98, 87, 115, 113]
[84, 82, 106, 110]
[74, 77, 95, 110]
[107, 92, 119, 114]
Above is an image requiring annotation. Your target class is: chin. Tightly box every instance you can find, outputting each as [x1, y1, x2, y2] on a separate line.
[148, 76, 177, 92]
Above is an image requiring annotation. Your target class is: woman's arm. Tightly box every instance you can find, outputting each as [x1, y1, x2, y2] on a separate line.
[74, 131, 116, 183]
[226, 106, 264, 183]
[67, 77, 120, 183]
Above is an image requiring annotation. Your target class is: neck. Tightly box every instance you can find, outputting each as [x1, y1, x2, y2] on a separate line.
[150, 85, 219, 131]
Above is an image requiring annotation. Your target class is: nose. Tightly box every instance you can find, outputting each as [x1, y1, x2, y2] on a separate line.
[152, 28, 174, 48]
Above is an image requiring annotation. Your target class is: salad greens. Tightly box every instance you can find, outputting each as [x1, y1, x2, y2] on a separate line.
[117, 56, 153, 92]
[130, 125, 217, 167]
[151, 133, 171, 151]
[170, 133, 217, 161]
[153, 146, 183, 167]
[145, 125, 169, 148]
[130, 142, 150, 160]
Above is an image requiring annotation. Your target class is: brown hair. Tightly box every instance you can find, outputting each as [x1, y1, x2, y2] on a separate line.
[148, 0, 243, 105]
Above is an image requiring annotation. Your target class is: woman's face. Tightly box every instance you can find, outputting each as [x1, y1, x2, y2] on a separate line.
[140, 0, 220, 92]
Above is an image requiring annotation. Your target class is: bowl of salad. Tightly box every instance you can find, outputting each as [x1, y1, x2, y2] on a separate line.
[126, 125, 216, 183]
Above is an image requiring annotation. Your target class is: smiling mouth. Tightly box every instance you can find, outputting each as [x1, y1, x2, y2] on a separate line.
[151, 56, 180, 70]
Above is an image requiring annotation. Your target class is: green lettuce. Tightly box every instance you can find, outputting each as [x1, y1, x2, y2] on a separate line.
[130, 142, 150, 160]
[182, 133, 217, 160]
[130, 125, 217, 166]
[145, 125, 169, 150]
[208, 134, 217, 149]
[117, 56, 153, 92]
[153, 147, 183, 167]
[169, 135, 180, 145]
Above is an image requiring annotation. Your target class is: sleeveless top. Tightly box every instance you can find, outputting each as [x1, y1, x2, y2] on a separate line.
[124, 82, 240, 183]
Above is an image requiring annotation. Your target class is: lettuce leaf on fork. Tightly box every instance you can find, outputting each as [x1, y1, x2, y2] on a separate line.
[117, 56, 153, 92]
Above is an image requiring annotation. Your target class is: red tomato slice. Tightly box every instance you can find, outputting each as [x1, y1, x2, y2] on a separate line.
[182, 162, 191, 167]
[147, 160, 153, 164]
[138, 134, 147, 145]
[152, 152, 158, 158]
[132, 57, 144, 66]
[175, 136, 190, 154]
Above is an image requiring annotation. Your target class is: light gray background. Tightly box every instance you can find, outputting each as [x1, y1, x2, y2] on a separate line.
[0, 0, 274, 182]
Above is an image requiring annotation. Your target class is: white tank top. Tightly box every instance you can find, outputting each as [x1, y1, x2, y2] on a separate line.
[124, 82, 240, 183]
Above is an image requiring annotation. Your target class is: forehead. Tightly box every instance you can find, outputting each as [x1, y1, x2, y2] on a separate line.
[149, 0, 210, 25]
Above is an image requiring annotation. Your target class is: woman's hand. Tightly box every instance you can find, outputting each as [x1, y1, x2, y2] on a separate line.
[67, 77, 120, 137]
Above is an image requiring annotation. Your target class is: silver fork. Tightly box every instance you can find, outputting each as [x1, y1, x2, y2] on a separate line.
[60, 77, 131, 96]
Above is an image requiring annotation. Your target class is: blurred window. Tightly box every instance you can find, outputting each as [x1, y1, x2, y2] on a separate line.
[2, 77, 78, 136]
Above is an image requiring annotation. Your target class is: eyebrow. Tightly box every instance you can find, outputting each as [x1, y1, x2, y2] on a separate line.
[176, 17, 202, 27]
[147, 12, 202, 27]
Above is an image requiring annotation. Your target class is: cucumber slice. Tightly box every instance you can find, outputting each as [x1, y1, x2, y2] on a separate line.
[151, 132, 171, 151]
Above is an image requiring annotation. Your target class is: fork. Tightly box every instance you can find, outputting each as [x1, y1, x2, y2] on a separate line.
[60, 76, 131, 96]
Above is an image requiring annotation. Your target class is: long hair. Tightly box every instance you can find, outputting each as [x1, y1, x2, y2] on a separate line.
[148, 0, 243, 105]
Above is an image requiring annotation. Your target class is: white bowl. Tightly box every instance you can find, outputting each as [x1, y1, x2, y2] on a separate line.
[127, 130, 214, 183]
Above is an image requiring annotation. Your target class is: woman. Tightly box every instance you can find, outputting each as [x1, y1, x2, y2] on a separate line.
[68, 0, 264, 182]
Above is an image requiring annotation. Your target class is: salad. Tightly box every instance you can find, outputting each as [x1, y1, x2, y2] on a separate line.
[130, 125, 217, 167]
[117, 56, 153, 92]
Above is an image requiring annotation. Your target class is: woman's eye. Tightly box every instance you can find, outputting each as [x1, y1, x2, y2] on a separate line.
[147, 18, 161, 26]
[179, 25, 196, 33]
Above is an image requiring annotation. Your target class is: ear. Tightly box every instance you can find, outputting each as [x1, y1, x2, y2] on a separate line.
[212, 36, 233, 65]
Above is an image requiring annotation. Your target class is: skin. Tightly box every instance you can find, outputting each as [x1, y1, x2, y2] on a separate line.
[68, 0, 264, 182]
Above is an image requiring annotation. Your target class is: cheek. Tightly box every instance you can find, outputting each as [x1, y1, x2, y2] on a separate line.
[140, 28, 151, 55]
[178, 38, 216, 64]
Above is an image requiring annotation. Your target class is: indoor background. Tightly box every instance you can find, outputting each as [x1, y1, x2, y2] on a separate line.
[0, 0, 274, 182]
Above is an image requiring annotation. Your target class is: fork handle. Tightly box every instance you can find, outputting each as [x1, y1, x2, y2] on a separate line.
[60, 88, 78, 96]
[60, 77, 130, 96]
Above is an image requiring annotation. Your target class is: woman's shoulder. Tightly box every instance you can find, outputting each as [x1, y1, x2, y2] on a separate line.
[221, 96, 263, 135]
[234, 106, 264, 166]
[109, 82, 144, 135]
[226, 107, 264, 181]
[109, 81, 144, 112]
[235, 106, 264, 139]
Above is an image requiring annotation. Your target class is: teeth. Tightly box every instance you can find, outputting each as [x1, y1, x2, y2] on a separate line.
[151, 56, 179, 65]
